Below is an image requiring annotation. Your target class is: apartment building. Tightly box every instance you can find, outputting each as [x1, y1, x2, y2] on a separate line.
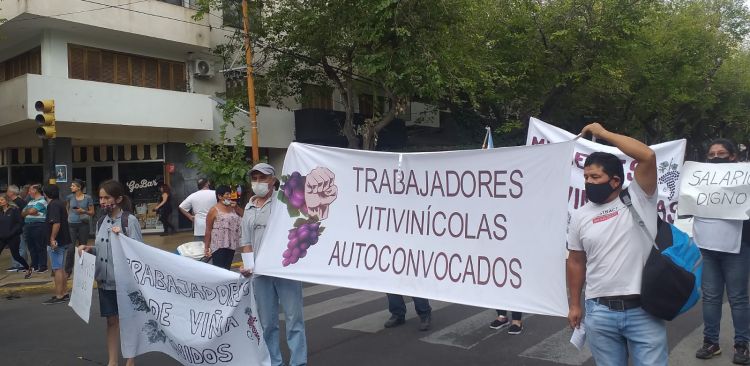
[0, 0, 436, 232]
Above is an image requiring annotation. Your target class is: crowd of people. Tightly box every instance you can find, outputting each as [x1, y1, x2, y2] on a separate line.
[1, 124, 749, 366]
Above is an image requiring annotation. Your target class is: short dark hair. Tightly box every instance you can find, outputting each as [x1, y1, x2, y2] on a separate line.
[160, 184, 171, 194]
[71, 179, 85, 190]
[215, 185, 231, 198]
[42, 184, 60, 199]
[197, 178, 210, 190]
[584, 152, 624, 186]
[707, 138, 737, 157]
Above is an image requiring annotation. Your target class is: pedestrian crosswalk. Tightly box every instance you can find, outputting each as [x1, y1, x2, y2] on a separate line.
[290, 283, 709, 365]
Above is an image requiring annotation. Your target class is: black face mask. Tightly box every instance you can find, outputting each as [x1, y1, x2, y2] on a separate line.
[707, 157, 732, 164]
[585, 180, 616, 204]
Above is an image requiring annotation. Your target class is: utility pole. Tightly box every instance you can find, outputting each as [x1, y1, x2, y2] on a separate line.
[241, 0, 260, 164]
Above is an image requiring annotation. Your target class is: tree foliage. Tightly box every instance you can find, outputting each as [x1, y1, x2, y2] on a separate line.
[186, 100, 250, 187]
[194, 0, 750, 155]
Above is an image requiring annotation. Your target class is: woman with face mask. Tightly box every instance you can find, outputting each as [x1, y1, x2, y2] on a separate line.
[693, 139, 750, 364]
[204, 185, 244, 270]
[78, 180, 142, 366]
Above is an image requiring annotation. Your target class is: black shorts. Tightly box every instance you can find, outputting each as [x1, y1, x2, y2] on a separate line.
[98, 288, 118, 317]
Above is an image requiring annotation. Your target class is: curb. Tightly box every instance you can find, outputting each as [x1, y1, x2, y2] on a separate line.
[0, 279, 60, 298]
[1, 262, 244, 298]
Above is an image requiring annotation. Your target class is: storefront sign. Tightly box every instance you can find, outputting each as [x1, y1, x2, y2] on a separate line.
[126, 179, 159, 193]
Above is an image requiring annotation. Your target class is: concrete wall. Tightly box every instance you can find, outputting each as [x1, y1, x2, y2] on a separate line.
[20, 74, 214, 130]
[1, 0, 214, 48]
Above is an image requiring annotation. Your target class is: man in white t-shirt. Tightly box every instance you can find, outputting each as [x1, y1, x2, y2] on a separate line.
[566, 123, 665, 366]
[178, 178, 216, 241]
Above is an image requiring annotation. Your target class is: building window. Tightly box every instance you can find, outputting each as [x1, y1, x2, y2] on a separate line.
[157, 0, 183, 5]
[68, 45, 186, 92]
[222, 0, 263, 32]
[358, 94, 387, 117]
[225, 72, 270, 108]
[302, 84, 333, 110]
[0, 47, 42, 82]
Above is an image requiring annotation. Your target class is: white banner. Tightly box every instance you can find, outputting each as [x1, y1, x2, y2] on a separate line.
[69, 250, 96, 323]
[526, 117, 687, 222]
[111, 234, 271, 366]
[255, 141, 575, 317]
[677, 161, 750, 220]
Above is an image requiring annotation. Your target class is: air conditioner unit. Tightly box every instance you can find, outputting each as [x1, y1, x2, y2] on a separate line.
[194, 59, 214, 78]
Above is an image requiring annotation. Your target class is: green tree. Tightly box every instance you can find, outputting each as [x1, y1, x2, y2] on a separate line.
[194, 0, 485, 150]
[186, 100, 250, 187]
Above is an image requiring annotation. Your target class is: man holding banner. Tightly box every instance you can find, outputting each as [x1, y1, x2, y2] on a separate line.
[240, 163, 308, 366]
[566, 123, 667, 365]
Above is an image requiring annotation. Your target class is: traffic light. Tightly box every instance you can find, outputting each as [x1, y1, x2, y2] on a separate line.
[34, 99, 55, 139]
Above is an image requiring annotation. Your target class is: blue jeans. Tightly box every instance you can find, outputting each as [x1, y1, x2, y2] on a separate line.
[11, 229, 28, 268]
[585, 299, 668, 366]
[253, 275, 307, 366]
[24, 222, 47, 271]
[387, 294, 431, 319]
[701, 246, 750, 344]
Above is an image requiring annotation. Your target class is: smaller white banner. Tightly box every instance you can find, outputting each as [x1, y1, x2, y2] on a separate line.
[678, 161, 750, 220]
[69, 250, 96, 323]
[111, 234, 271, 366]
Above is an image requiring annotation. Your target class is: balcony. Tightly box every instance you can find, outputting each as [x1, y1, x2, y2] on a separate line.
[0, 0, 212, 49]
[0, 74, 213, 130]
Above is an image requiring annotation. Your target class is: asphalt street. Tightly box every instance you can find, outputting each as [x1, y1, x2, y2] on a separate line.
[0, 283, 731, 366]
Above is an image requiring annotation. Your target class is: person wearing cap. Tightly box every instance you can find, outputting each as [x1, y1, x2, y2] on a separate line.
[179, 178, 216, 242]
[240, 162, 307, 366]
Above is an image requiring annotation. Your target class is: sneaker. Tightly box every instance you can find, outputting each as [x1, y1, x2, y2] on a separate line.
[696, 342, 721, 359]
[734, 342, 750, 365]
[42, 296, 66, 305]
[490, 316, 510, 330]
[61, 293, 70, 301]
[419, 315, 432, 332]
[5, 266, 22, 272]
[508, 323, 523, 335]
[383, 315, 405, 328]
[36, 268, 48, 274]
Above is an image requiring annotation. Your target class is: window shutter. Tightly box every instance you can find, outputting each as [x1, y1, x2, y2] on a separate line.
[30, 48, 41, 75]
[69, 46, 85, 79]
[173, 63, 186, 91]
[85, 49, 101, 81]
[132, 59, 145, 87]
[101, 51, 115, 83]
[144, 59, 158, 88]
[115, 54, 130, 85]
[158, 61, 171, 90]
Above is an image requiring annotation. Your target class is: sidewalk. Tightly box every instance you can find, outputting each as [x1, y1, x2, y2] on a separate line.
[0, 231, 196, 297]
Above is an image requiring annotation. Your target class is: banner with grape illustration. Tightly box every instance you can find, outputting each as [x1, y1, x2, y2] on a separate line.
[677, 161, 750, 220]
[110, 234, 271, 366]
[527, 117, 687, 223]
[255, 141, 575, 317]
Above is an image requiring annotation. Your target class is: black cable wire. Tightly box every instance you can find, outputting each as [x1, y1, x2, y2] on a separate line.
[3, 0, 150, 24]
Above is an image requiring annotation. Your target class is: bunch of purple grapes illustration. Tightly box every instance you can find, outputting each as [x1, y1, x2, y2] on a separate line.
[282, 222, 324, 267]
[278, 167, 337, 267]
[282, 172, 308, 215]
[657, 159, 680, 200]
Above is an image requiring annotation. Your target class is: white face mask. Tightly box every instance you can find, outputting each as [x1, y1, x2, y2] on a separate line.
[222, 199, 232, 206]
[252, 182, 270, 197]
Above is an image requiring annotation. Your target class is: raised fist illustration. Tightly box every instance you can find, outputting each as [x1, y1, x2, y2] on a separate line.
[304, 167, 337, 220]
